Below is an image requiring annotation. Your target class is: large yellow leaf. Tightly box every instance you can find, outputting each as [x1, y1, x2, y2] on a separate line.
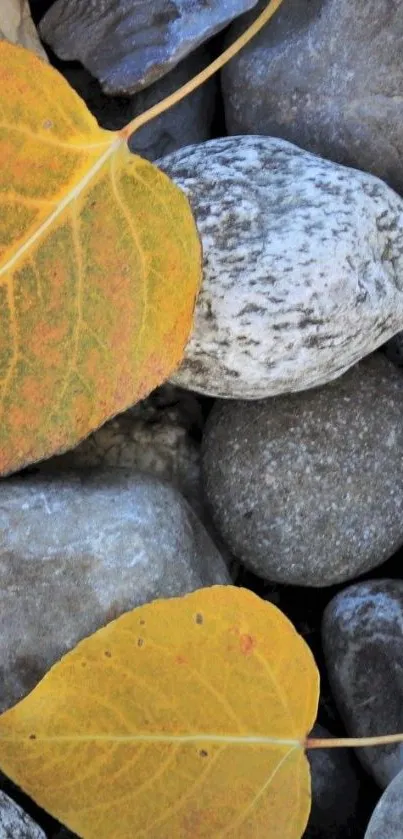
[0, 41, 201, 475]
[0, 586, 319, 838]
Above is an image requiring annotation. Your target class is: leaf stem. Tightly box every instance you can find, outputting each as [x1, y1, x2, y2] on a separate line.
[119, 0, 284, 141]
[306, 733, 403, 750]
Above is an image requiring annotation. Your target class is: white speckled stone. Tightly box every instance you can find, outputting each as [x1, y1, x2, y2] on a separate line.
[157, 136, 403, 399]
[0, 791, 45, 839]
[365, 769, 403, 839]
[323, 580, 403, 788]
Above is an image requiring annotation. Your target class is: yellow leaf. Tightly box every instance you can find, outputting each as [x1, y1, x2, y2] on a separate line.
[0, 41, 201, 475]
[0, 586, 319, 838]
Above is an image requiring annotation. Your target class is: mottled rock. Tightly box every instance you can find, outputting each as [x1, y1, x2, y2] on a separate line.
[222, 0, 403, 194]
[0, 792, 45, 839]
[61, 48, 215, 162]
[364, 769, 403, 839]
[41, 384, 204, 513]
[158, 136, 403, 399]
[40, 0, 258, 95]
[0, 470, 229, 712]
[323, 580, 403, 787]
[202, 355, 403, 586]
[0, 0, 47, 58]
[305, 725, 360, 839]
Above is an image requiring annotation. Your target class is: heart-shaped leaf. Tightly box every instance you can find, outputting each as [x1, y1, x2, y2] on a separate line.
[0, 41, 201, 475]
[0, 586, 319, 838]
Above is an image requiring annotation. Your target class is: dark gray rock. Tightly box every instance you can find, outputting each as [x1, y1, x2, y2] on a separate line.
[364, 768, 403, 839]
[202, 355, 403, 586]
[0, 470, 230, 713]
[0, 791, 45, 839]
[323, 580, 403, 788]
[40, 0, 258, 95]
[222, 0, 403, 194]
[61, 48, 215, 162]
[384, 332, 403, 369]
[158, 135, 403, 399]
[305, 725, 360, 839]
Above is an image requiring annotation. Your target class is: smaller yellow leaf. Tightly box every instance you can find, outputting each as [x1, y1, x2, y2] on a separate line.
[0, 586, 319, 838]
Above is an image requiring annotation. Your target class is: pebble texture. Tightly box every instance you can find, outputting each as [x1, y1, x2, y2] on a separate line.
[40, 0, 258, 95]
[158, 136, 403, 399]
[0, 470, 229, 712]
[0, 791, 45, 839]
[306, 724, 360, 839]
[222, 0, 403, 194]
[364, 768, 403, 839]
[202, 355, 403, 586]
[323, 580, 403, 788]
[42, 384, 203, 513]
[61, 48, 215, 162]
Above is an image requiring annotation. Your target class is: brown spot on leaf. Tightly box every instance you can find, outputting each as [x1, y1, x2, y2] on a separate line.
[240, 634, 256, 656]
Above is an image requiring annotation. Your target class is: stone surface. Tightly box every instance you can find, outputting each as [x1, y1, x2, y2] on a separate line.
[0, 792, 45, 839]
[40, 0, 258, 95]
[364, 768, 403, 839]
[41, 384, 204, 513]
[322, 580, 403, 788]
[0, 0, 47, 58]
[0, 470, 229, 713]
[222, 0, 403, 194]
[61, 48, 215, 162]
[305, 725, 360, 839]
[201, 354, 403, 586]
[384, 332, 403, 369]
[158, 136, 403, 399]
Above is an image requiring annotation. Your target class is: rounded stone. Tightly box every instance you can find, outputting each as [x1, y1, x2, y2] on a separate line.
[322, 580, 403, 787]
[0, 791, 45, 839]
[202, 354, 403, 586]
[158, 135, 403, 399]
[0, 470, 229, 712]
[222, 0, 403, 194]
[365, 769, 403, 839]
[306, 724, 361, 838]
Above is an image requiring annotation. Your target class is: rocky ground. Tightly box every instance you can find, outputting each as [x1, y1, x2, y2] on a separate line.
[2, 1, 403, 837]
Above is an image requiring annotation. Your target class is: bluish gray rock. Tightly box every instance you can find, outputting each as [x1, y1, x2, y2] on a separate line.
[222, 0, 403, 194]
[61, 48, 215, 163]
[364, 769, 403, 839]
[0, 792, 45, 839]
[40, 0, 258, 94]
[201, 355, 403, 586]
[158, 136, 403, 399]
[0, 470, 230, 713]
[323, 580, 403, 788]
[305, 725, 360, 839]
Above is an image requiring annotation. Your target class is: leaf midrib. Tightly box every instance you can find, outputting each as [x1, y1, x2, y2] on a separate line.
[0, 733, 302, 746]
[0, 136, 122, 279]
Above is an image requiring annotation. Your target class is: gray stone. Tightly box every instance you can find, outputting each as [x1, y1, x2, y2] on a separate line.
[0, 791, 45, 839]
[0, 470, 230, 712]
[364, 768, 403, 839]
[384, 333, 403, 369]
[0, 0, 47, 59]
[201, 354, 403, 586]
[61, 48, 215, 162]
[158, 136, 403, 399]
[39, 0, 258, 95]
[322, 580, 403, 788]
[222, 0, 403, 194]
[41, 384, 203, 514]
[305, 725, 360, 839]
